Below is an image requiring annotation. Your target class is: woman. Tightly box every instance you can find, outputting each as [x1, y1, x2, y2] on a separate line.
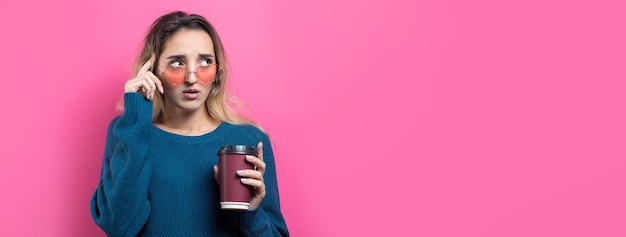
[90, 11, 289, 236]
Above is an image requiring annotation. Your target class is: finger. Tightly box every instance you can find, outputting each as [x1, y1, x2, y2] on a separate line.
[237, 169, 264, 181]
[125, 76, 144, 93]
[257, 142, 264, 162]
[147, 72, 164, 94]
[140, 74, 156, 98]
[213, 165, 219, 183]
[140, 80, 153, 99]
[138, 54, 156, 76]
[125, 81, 142, 94]
[241, 178, 266, 190]
[246, 155, 266, 173]
[146, 77, 157, 98]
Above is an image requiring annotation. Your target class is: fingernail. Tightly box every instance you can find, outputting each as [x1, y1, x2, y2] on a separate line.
[241, 178, 249, 183]
[237, 170, 245, 175]
[159, 86, 164, 94]
[246, 155, 254, 161]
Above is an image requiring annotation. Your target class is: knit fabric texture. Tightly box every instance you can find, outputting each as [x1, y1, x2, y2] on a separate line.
[90, 93, 289, 237]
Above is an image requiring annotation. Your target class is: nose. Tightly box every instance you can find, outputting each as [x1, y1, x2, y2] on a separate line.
[185, 70, 199, 84]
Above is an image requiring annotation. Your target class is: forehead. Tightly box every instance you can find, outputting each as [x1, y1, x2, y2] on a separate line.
[161, 29, 215, 56]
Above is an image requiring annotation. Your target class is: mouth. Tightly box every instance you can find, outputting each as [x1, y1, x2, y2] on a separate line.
[183, 88, 199, 94]
[182, 88, 200, 99]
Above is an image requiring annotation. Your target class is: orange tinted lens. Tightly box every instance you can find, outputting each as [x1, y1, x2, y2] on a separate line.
[164, 67, 186, 84]
[196, 65, 217, 82]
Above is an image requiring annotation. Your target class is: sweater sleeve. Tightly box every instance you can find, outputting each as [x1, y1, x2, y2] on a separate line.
[224, 131, 290, 237]
[90, 93, 154, 237]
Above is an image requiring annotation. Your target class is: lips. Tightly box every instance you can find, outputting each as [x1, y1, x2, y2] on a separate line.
[183, 88, 200, 100]
[183, 88, 199, 93]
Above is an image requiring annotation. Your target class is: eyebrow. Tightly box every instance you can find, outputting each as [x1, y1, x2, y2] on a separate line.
[165, 54, 215, 60]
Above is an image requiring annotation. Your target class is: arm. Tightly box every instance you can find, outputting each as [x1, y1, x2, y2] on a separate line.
[224, 133, 290, 237]
[90, 93, 154, 237]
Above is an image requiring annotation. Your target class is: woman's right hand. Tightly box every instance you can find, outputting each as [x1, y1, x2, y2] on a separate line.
[124, 54, 164, 100]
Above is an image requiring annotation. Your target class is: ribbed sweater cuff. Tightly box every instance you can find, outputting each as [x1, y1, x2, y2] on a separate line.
[224, 208, 263, 229]
[123, 92, 153, 122]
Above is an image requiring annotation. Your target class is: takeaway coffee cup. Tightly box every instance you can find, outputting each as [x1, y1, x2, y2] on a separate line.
[218, 145, 256, 210]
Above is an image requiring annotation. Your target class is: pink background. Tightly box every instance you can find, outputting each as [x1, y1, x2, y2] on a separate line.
[1, 0, 625, 236]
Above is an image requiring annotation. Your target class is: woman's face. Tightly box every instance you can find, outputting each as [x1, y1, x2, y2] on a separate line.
[157, 29, 217, 113]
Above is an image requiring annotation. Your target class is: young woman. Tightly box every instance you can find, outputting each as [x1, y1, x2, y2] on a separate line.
[90, 11, 289, 236]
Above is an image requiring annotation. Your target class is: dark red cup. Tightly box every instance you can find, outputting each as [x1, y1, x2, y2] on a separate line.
[218, 145, 256, 210]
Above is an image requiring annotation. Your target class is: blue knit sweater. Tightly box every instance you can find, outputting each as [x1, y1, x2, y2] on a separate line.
[90, 93, 289, 236]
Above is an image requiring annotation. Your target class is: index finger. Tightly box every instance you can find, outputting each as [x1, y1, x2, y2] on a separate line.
[256, 142, 263, 162]
[138, 54, 156, 75]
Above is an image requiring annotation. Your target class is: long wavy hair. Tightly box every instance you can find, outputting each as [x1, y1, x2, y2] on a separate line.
[122, 11, 256, 127]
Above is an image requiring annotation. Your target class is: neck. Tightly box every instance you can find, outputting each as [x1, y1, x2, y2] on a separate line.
[159, 107, 220, 135]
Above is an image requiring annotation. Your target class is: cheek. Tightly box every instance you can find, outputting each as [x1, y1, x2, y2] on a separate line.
[164, 76, 184, 85]
[158, 74, 181, 87]
[160, 78, 181, 91]
[197, 79, 212, 85]
[197, 71, 217, 84]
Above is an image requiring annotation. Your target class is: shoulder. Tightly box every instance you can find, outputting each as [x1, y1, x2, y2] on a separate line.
[110, 115, 122, 125]
[106, 116, 122, 131]
[103, 116, 123, 143]
[223, 122, 269, 142]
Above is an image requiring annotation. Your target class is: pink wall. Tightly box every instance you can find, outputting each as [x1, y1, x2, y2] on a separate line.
[1, 0, 625, 236]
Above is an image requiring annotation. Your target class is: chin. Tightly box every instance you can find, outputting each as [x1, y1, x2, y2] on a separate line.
[175, 101, 205, 111]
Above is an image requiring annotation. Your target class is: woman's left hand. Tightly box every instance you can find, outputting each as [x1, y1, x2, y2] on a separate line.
[214, 142, 266, 210]
[238, 142, 266, 210]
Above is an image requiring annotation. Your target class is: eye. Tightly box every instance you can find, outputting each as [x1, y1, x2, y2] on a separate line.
[169, 60, 185, 68]
[199, 58, 214, 66]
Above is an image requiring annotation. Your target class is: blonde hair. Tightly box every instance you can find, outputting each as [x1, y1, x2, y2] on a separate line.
[121, 11, 258, 128]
